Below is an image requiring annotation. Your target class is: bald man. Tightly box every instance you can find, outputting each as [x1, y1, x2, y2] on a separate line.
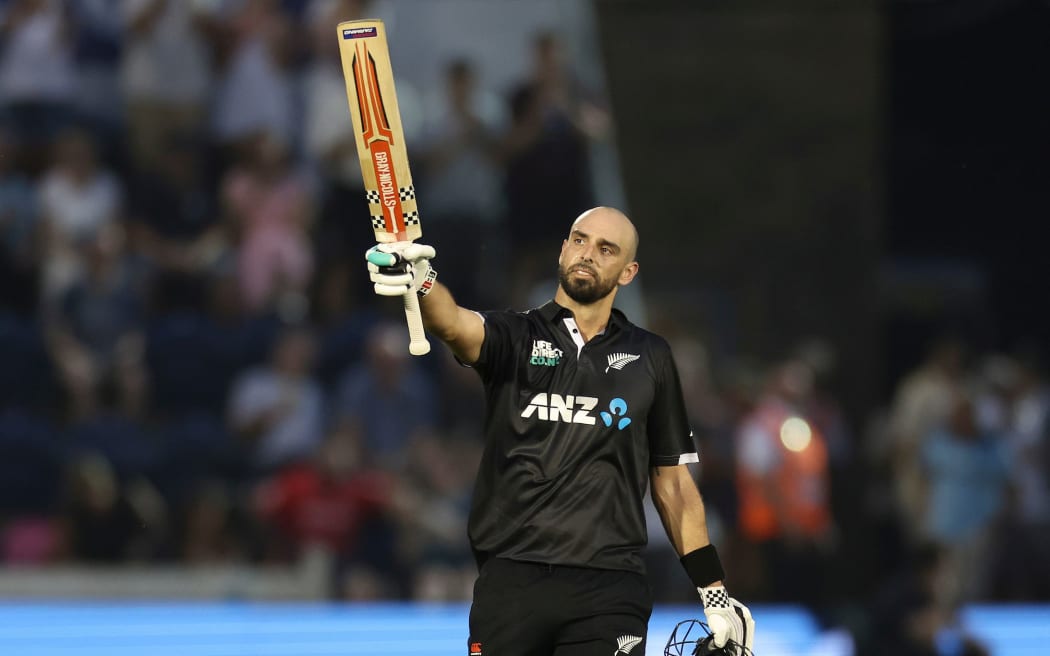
[366, 207, 753, 656]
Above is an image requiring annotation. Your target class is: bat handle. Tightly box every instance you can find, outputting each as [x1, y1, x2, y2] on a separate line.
[402, 289, 430, 356]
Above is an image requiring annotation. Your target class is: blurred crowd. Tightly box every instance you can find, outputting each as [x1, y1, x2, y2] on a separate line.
[654, 331, 1049, 655]
[0, 3, 1047, 653]
[0, 0, 608, 600]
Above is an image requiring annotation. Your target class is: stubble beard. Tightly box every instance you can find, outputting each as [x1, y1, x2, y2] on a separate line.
[557, 263, 618, 305]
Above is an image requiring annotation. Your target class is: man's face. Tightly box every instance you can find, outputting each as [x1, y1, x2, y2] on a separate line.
[558, 259, 617, 304]
[557, 212, 637, 305]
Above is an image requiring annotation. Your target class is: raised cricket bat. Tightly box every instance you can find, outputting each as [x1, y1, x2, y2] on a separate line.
[337, 19, 429, 355]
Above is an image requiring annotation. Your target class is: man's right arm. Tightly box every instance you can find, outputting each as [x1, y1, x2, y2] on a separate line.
[419, 280, 485, 365]
[365, 243, 485, 365]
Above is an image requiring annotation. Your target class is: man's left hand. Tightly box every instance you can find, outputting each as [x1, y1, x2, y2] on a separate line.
[700, 585, 754, 654]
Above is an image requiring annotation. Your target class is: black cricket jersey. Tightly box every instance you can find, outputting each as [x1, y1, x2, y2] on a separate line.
[467, 301, 698, 574]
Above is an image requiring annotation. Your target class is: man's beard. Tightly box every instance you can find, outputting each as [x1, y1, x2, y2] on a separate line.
[557, 263, 618, 305]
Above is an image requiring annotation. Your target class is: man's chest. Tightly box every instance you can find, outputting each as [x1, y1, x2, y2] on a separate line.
[508, 325, 655, 430]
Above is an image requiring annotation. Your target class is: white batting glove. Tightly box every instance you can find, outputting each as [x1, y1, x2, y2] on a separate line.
[365, 242, 437, 297]
[700, 585, 754, 654]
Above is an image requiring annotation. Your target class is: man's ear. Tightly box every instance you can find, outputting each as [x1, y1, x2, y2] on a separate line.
[619, 261, 639, 286]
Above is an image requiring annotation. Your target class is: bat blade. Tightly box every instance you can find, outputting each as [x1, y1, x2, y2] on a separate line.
[337, 19, 421, 244]
[338, 19, 429, 356]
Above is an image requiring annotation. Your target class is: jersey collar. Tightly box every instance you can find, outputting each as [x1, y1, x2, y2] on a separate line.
[537, 301, 630, 332]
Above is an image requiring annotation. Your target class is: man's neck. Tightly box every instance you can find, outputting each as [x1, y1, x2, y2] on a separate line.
[553, 288, 614, 342]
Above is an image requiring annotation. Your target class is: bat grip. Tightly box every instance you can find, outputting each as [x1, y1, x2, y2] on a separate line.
[402, 289, 430, 356]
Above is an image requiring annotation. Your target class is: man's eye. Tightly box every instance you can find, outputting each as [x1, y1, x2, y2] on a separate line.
[601, 247, 611, 255]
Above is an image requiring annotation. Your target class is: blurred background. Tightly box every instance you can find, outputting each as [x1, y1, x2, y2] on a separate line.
[0, 0, 1047, 654]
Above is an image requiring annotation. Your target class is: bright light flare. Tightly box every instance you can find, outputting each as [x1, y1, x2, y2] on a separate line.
[779, 417, 812, 452]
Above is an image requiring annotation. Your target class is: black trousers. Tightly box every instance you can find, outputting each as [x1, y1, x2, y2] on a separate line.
[468, 558, 653, 656]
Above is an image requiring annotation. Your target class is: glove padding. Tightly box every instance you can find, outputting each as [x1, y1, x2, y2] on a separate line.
[700, 585, 754, 655]
[365, 242, 436, 297]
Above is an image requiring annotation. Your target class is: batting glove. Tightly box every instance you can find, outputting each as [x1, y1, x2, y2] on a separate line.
[366, 242, 438, 297]
[700, 585, 754, 655]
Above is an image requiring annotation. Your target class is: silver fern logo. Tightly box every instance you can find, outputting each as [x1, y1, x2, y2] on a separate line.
[605, 352, 640, 373]
[615, 634, 643, 655]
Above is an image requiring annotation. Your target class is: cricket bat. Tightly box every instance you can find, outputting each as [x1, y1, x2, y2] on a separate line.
[337, 19, 430, 356]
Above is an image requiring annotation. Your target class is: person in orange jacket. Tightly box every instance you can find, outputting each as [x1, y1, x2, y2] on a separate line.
[735, 358, 833, 607]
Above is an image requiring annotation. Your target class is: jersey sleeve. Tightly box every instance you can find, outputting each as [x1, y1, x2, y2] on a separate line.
[647, 342, 699, 467]
[472, 310, 525, 383]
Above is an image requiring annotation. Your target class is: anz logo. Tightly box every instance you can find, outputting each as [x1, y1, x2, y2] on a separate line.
[520, 393, 597, 424]
[520, 394, 632, 430]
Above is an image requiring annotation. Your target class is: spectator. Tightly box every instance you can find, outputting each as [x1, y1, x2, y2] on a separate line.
[0, 0, 76, 168]
[971, 353, 1021, 437]
[210, 0, 296, 155]
[38, 128, 123, 306]
[46, 222, 147, 422]
[735, 359, 833, 608]
[501, 31, 608, 304]
[311, 261, 380, 387]
[995, 356, 1050, 599]
[885, 338, 966, 542]
[180, 482, 246, 565]
[60, 453, 166, 563]
[120, 0, 218, 172]
[921, 392, 1011, 609]
[796, 337, 859, 599]
[255, 424, 405, 598]
[0, 128, 39, 313]
[526, 31, 610, 143]
[201, 263, 284, 404]
[417, 58, 507, 307]
[796, 338, 854, 468]
[227, 324, 324, 474]
[332, 322, 437, 469]
[128, 133, 226, 307]
[403, 436, 480, 601]
[221, 131, 314, 313]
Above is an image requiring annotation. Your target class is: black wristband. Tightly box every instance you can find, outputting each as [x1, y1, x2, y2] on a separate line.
[680, 544, 725, 588]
